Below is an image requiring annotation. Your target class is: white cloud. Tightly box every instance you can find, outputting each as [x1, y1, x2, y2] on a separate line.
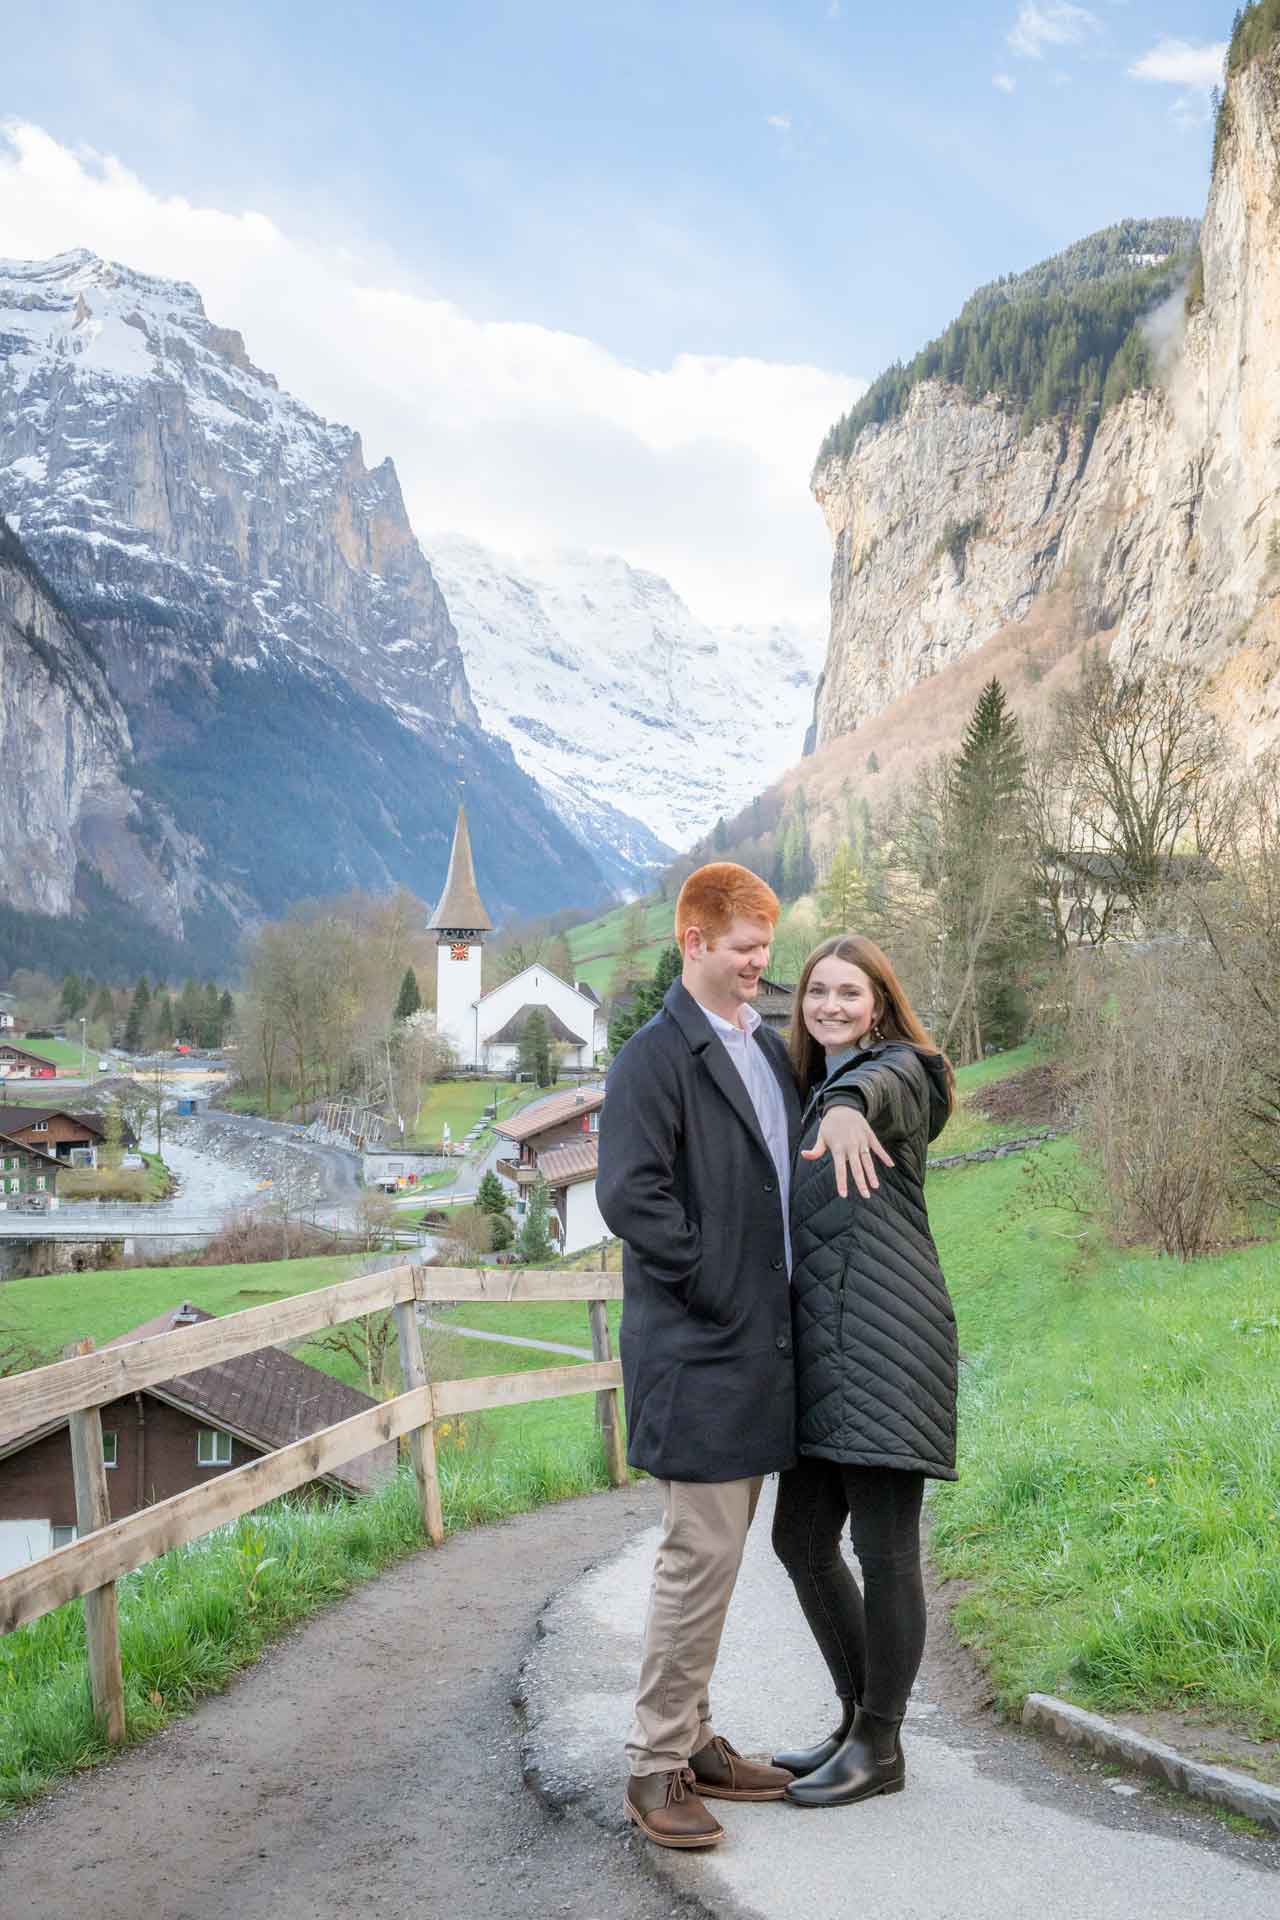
[992, 72, 1018, 93]
[826, 1, 842, 17]
[0, 123, 862, 625]
[766, 112, 792, 131]
[1129, 38, 1227, 90]
[1007, 3, 1100, 60]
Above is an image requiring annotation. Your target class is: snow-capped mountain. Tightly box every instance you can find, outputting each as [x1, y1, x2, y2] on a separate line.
[0, 250, 605, 955]
[427, 537, 824, 890]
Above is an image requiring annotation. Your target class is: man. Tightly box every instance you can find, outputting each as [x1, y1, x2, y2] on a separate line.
[597, 862, 885, 1851]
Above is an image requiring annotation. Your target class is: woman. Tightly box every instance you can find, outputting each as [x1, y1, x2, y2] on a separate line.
[771, 933, 957, 1809]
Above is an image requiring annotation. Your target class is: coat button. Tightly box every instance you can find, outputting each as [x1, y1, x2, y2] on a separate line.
[775, 1334, 790, 1351]
[771, 1258, 784, 1271]
[763, 1180, 776, 1193]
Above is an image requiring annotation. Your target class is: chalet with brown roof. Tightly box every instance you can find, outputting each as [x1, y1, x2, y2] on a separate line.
[0, 1104, 113, 1166]
[495, 1085, 606, 1256]
[0, 1304, 396, 1576]
[0, 1041, 56, 1079]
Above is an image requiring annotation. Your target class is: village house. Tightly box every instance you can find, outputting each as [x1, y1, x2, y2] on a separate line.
[754, 976, 796, 1034]
[0, 1104, 115, 1168]
[495, 1085, 606, 1257]
[0, 1041, 56, 1079]
[0, 1303, 397, 1576]
[0, 1133, 60, 1206]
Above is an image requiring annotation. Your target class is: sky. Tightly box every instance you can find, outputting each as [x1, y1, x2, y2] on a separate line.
[0, 2, 1231, 626]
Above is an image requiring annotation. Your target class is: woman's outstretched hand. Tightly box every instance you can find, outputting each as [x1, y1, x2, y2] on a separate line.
[801, 1106, 894, 1200]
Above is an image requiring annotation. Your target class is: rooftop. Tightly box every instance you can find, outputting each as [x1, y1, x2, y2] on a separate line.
[495, 1085, 605, 1142]
[427, 803, 493, 933]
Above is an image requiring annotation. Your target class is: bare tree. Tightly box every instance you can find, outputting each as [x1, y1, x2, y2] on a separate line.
[1052, 652, 1232, 915]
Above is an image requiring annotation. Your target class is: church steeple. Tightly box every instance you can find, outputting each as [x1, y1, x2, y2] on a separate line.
[428, 804, 493, 937]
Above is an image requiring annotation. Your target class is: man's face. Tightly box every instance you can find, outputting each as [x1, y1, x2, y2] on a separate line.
[684, 916, 773, 1015]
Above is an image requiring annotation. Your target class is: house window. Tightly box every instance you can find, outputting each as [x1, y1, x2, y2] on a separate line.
[197, 1428, 233, 1466]
[102, 1431, 118, 1469]
[52, 1524, 78, 1549]
[35, 1176, 46, 1191]
[6, 1178, 17, 1193]
[32, 1120, 48, 1132]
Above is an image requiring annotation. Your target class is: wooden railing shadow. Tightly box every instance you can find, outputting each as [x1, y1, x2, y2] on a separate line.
[0, 1260, 626, 1743]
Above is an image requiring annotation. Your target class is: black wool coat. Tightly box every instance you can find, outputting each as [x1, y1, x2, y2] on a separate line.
[791, 1042, 959, 1481]
[596, 980, 802, 1483]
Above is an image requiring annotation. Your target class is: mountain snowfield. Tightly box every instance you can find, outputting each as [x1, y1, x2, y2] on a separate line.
[427, 536, 824, 889]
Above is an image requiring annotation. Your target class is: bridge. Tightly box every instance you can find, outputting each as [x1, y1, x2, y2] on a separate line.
[0, 1209, 228, 1240]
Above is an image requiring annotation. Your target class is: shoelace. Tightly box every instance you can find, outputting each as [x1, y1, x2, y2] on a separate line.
[667, 1766, 697, 1805]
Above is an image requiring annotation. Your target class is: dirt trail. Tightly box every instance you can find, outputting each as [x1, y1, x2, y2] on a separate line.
[2, 1484, 704, 1920]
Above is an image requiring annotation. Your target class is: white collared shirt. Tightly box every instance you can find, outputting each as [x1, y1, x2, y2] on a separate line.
[695, 997, 792, 1274]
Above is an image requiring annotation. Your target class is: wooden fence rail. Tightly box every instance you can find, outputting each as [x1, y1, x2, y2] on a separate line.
[0, 1258, 627, 1742]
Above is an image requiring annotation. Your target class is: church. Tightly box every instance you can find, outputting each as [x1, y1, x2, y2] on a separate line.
[429, 806, 608, 1072]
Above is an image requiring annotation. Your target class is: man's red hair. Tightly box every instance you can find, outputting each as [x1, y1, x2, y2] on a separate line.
[674, 863, 780, 945]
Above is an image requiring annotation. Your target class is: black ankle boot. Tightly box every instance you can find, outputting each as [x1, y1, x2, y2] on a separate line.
[785, 1707, 905, 1807]
[772, 1698, 857, 1778]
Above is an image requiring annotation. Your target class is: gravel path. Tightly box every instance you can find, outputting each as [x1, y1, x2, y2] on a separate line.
[1, 1485, 704, 1920]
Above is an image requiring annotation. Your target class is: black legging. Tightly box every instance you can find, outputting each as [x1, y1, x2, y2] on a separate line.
[771, 1457, 926, 1721]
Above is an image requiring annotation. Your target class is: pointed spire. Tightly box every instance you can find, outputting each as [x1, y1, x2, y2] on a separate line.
[428, 804, 493, 934]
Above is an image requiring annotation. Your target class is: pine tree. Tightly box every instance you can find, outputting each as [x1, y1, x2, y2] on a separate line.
[519, 1008, 553, 1086]
[817, 839, 867, 936]
[609, 943, 681, 1053]
[123, 978, 151, 1054]
[941, 678, 1042, 1057]
[101, 1100, 124, 1173]
[516, 1174, 554, 1262]
[59, 972, 87, 1019]
[394, 967, 421, 1020]
[476, 1169, 510, 1217]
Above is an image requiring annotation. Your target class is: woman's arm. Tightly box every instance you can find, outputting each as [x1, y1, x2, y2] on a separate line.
[821, 1048, 929, 1144]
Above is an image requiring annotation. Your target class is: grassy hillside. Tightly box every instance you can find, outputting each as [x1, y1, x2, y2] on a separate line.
[566, 897, 673, 997]
[930, 1139, 1280, 1741]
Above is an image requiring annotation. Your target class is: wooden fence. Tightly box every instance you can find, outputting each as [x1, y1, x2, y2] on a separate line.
[0, 1260, 626, 1744]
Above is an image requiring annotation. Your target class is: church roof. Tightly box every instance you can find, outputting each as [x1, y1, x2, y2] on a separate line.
[428, 805, 493, 933]
[487, 1002, 582, 1046]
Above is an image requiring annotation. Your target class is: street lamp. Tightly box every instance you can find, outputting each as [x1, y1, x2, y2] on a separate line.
[79, 1016, 86, 1077]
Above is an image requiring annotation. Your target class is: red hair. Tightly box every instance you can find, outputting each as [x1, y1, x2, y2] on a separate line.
[675, 863, 780, 946]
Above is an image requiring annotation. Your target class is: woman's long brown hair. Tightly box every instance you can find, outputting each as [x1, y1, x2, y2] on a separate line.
[786, 932, 955, 1112]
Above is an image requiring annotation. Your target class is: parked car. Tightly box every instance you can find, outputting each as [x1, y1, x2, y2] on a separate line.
[13, 1193, 51, 1212]
[98, 1058, 111, 1073]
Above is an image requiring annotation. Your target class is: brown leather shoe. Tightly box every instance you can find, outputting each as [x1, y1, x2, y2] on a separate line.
[625, 1767, 725, 1849]
[690, 1734, 793, 1802]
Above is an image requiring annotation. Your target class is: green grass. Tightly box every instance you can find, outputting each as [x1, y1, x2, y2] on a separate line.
[405, 1078, 545, 1150]
[566, 898, 672, 998]
[934, 1042, 1054, 1156]
[0, 1254, 372, 1363]
[928, 1138, 1280, 1739]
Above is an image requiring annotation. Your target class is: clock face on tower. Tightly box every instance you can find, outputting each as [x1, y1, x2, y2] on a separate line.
[449, 943, 471, 961]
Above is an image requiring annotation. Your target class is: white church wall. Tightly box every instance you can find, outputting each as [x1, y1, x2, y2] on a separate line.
[478, 965, 599, 1062]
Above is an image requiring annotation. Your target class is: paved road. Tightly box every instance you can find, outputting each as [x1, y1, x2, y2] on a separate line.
[1, 1486, 698, 1920]
[522, 1480, 1280, 1920]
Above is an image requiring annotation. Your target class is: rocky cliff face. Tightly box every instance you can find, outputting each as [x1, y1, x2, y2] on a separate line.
[812, 51, 1280, 755]
[0, 252, 606, 955]
[0, 517, 138, 915]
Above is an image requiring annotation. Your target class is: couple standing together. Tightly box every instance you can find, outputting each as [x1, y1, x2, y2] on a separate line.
[596, 861, 958, 1850]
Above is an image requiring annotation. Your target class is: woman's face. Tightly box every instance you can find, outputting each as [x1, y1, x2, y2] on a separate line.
[802, 955, 879, 1052]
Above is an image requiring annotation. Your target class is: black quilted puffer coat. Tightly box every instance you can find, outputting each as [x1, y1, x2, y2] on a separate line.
[790, 1042, 958, 1480]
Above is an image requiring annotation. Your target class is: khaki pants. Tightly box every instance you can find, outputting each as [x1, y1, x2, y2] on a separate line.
[627, 1475, 764, 1777]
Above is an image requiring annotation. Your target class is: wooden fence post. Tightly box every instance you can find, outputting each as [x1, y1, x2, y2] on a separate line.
[64, 1338, 126, 1745]
[589, 1242, 628, 1488]
[395, 1300, 445, 1546]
